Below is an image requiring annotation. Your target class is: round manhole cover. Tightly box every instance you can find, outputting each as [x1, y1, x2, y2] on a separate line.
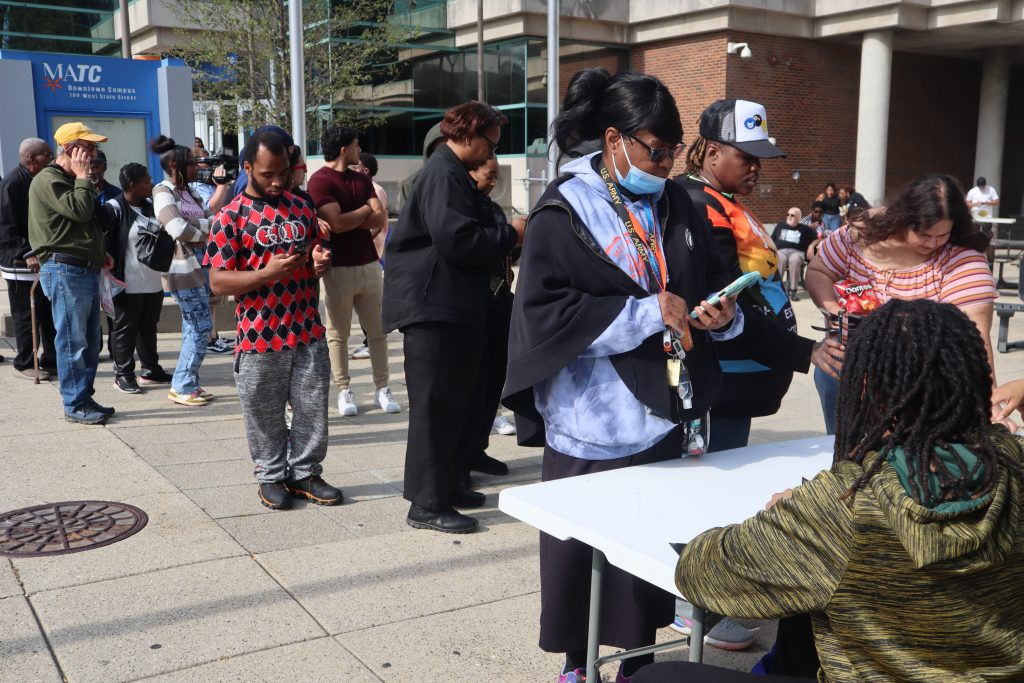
[0, 501, 148, 557]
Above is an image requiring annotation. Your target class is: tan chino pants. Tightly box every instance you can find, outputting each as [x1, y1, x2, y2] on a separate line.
[321, 261, 389, 390]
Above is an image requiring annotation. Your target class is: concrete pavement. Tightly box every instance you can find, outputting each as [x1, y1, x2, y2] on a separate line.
[3, 273, 1024, 682]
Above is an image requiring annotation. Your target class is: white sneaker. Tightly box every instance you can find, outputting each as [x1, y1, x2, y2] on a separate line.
[351, 345, 370, 359]
[492, 415, 516, 435]
[376, 386, 400, 413]
[338, 388, 358, 416]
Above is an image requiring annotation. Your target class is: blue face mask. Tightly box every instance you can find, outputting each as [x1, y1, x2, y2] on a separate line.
[614, 140, 667, 195]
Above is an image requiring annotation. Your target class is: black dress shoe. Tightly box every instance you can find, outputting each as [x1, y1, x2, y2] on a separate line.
[470, 452, 509, 476]
[406, 504, 478, 533]
[259, 481, 293, 510]
[452, 489, 487, 509]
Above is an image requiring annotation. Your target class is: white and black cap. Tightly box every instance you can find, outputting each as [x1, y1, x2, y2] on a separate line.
[698, 99, 786, 159]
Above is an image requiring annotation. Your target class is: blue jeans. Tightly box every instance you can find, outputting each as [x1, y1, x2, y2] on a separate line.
[822, 213, 841, 234]
[814, 367, 839, 435]
[170, 286, 212, 394]
[38, 260, 101, 411]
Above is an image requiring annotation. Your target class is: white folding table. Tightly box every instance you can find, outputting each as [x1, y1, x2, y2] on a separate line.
[498, 436, 835, 682]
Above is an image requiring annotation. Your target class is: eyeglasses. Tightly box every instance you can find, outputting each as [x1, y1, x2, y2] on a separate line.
[480, 132, 499, 154]
[625, 133, 685, 164]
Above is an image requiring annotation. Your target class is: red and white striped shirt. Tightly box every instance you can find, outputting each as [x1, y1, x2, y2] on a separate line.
[816, 226, 997, 309]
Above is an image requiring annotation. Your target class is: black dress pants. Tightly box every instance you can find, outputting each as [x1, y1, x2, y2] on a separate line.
[112, 291, 165, 380]
[6, 277, 56, 371]
[472, 288, 514, 462]
[402, 321, 485, 511]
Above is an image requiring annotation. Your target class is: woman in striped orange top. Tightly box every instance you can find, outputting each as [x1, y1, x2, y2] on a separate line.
[805, 174, 996, 433]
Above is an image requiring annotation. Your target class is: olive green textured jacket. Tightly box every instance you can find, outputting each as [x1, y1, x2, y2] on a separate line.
[677, 428, 1024, 682]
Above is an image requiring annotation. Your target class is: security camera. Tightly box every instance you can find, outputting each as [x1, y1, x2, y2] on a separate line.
[727, 42, 753, 59]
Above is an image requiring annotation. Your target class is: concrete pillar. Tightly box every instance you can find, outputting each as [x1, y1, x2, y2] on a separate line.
[0, 60, 38, 176]
[157, 61, 194, 145]
[973, 47, 1010, 204]
[854, 31, 892, 206]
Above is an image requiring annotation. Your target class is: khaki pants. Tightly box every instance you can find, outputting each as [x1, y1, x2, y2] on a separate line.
[322, 261, 389, 390]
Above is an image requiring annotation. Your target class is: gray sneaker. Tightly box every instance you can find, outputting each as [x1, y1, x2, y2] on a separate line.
[704, 617, 754, 651]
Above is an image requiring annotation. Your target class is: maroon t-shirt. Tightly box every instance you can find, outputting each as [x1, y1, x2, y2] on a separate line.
[306, 166, 379, 267]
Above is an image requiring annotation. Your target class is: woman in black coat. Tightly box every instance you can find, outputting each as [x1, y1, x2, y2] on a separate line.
[383, 101, 523, 534]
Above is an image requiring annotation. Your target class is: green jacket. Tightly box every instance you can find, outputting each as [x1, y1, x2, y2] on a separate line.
[28, 165, 107, 265]
[677, 427, 1024, 682]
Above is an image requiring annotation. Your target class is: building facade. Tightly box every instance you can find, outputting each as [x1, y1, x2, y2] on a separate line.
[6, 0, 1022, 220]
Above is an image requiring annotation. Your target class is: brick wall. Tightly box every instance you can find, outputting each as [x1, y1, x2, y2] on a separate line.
[558, 47, 628, 102]
[630, 33, 729, 178]
[723, 31, 861, 222]
[630, 31, 996, 222]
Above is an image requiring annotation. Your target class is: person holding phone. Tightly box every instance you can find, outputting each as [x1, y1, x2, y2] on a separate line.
[502, 68, 738, 683]
[28, 122, 114, 424]
[206, 129, 339, 511]
[674, 99, 844, 650]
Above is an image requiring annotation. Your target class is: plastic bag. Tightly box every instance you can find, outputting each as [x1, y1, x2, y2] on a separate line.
[99, 270, 125, 317]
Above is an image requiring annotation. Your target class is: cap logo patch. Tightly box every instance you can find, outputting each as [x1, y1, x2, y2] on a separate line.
[744, 115, 764, 131]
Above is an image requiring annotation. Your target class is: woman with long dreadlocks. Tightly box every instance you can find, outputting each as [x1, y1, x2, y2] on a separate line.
[805, 173, 997, 433]
[633, 298, 1024, 683]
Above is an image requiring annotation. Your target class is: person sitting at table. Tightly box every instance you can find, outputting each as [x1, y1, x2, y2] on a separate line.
[634, 297, 1024, 683]
[805, 173, 996, 434]
[501, 67, 739, 683]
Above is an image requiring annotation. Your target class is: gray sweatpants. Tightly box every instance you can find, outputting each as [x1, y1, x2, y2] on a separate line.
[234, 339, 330, 483]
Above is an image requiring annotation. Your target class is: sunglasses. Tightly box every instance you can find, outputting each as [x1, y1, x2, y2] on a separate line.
[787, 213, 798, 218]
[625, 133, 685, 164]
[480, 132, 499, 154]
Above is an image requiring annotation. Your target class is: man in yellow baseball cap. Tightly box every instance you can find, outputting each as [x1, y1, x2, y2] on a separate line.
[28, 121, 115, 424]
[53, 122, 108, 146]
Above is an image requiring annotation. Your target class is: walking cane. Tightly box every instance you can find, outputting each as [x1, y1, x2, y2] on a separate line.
[30, 275, 40, 385]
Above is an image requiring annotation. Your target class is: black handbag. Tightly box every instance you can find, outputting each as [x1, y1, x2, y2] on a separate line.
[135, 217, 176, 272]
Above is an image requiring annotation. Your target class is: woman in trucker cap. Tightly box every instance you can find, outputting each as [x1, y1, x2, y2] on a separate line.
[672, 99, 844, 652]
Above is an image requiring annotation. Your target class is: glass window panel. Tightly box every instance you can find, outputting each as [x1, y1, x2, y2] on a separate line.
[499, 107, 526, 156]
[527, 107, 550, 156]
[483, 42, 525, 107]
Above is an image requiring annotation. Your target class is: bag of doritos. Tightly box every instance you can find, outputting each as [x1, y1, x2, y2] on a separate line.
[834, 280, 882, 316]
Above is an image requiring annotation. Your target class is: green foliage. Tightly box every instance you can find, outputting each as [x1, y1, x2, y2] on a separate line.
[170, 0, 413, 137]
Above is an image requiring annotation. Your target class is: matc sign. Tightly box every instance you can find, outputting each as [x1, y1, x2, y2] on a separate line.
[42, 63, 103, 85]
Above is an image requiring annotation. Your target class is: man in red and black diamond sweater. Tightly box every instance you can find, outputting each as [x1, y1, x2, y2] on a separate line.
[205, 130, 341, 511]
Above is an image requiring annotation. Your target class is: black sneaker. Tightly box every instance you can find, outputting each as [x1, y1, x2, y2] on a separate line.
[258, 481, 293, 510]
[64, 405, 108, 425]
[406, 504, 479, 533]
[113, 376, 142, 394]
[86, 398, 115, 416]
[285, 475, 343, 505]
[206, 337, 234, 355]
[138, 369, 173, 385]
